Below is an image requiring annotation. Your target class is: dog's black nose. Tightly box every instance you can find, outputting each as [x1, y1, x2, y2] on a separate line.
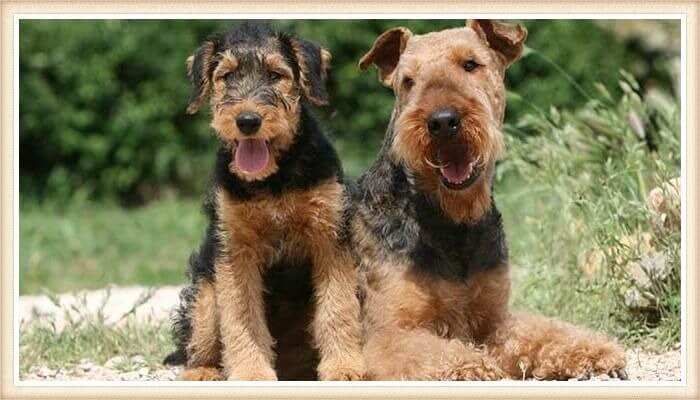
[235, 111, 262, 135]
[427, 108, 461, 138]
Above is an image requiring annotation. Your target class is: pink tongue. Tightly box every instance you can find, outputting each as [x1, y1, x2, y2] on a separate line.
[235, 139, 269, 174]
[440, 159, 472, 184]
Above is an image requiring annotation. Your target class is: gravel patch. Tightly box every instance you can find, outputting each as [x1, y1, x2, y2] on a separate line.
[21, 349, 681, 381]
[24, 359, 182, 381]
[20, 285, 182, 332]
[19, 286, 682, 382]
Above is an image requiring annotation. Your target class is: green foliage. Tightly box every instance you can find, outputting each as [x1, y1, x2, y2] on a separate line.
[20, 20, 221, 203]
[20, 19, 673, 202]
[500, 72, 681, 347]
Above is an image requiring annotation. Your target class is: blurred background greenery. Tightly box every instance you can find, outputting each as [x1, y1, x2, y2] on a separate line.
[20, 19, 681, 347]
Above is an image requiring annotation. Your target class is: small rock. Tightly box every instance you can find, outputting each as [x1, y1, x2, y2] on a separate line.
[78, 360, 93, 372]
[105, 356, 125, 368]
[90, 365, 108, 375]
[120, 371, 141, 381]
[37, 366, 57, 377]
[647, 178, 681, 231]
[137, 367, 150, 376]
[130, 355, 146, 365]
[624, 286, 652, 309]
[640, 251, 670, 282]
[155, 370, 177, 380]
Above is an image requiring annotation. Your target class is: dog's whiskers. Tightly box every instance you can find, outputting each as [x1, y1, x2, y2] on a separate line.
[474, 155, 484, 168]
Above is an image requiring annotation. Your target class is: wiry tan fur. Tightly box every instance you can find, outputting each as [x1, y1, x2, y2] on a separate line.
[199, 182, 363, 380]
[354, 218, 509, 380]
[177, 28, 363, 380]
[356, 20, 627, 381]
[178, 182, 364, 380]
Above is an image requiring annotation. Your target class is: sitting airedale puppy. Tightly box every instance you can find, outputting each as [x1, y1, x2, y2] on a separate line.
[164, 23, 363, 381]
[353, 20, 628, 380]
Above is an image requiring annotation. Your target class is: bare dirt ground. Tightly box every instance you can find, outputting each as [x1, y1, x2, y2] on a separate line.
[20, 286, 682, 382]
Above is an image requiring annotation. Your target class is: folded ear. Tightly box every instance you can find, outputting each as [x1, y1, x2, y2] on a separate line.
[290, 38, 332, 106]
[186, 40, 217, 114]
[468, 20, 527, 67]
[359, 27, 412, 87]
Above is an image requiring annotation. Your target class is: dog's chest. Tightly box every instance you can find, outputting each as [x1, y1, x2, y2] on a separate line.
[217, 181, 345, 249]
[365, 261, 510, 342]
[367, 204, 507, 280]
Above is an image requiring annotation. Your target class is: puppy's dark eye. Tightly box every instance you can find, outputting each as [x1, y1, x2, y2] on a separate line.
[402, 77, 414, 89]
[268, 71, 282, 81]
[222, 72, 233, 82]
[463, 60, 480, 72]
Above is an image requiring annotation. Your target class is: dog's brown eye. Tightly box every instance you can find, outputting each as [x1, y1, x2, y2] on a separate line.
[463, 60, 479, 72]
[221, 72, 233, 82]
[268, 71, 282, 81]
[402, 77, 414, 89]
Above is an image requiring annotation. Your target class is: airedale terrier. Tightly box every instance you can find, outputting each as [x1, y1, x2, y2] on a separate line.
[163, 23, 364, 381]
[353, 20, 628, 380]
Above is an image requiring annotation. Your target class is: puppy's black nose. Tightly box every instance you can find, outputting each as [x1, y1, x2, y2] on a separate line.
[427, 108, 461, 138]
[235, 111, 262, 135]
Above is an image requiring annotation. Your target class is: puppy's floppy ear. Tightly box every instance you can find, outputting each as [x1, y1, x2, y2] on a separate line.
[290, 38, 332, 106]
[468, 20, 527, 67]
[186, 40, 217, 114]
[359, 27, 412, 88]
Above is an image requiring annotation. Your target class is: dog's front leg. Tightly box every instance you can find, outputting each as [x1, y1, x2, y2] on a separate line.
[215, 244, 277, 381]
[308, 241, 365, 380]
[486, 311, 627, 380]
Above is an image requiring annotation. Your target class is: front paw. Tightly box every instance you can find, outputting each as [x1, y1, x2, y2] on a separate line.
[226, 364, 278, 381]
[532, 338, 627, 380]
[318, 357, 366, 381]
[443, 359, 506, 381]
[179, 367, 224, 381]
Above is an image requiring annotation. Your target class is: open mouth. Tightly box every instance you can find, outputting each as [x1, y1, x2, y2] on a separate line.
[426, 144, 482, 190]
[233, 138, 270, 175]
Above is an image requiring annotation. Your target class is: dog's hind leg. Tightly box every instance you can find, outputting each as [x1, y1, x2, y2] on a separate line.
[177, 280, 224, 380]
[364, 328, 504, 380]
[485, 311, 628, 380]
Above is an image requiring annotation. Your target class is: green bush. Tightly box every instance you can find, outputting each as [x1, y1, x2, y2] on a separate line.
[500, 71, 680, 346]
[19, 19, 676, 203]
[20, 20, 219, 203]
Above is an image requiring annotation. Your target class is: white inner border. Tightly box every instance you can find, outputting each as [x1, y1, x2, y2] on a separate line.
[12, 13, 688, 388]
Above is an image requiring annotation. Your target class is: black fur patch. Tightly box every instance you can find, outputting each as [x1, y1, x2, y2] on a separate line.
[187, 22, 329, 112]
[293, 38, 329, 103]
[354, 144, 507, 281]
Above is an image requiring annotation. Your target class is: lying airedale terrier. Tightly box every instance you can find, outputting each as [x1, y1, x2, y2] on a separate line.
[353, 20, 628, 380]
[164, 23, 364, 381]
